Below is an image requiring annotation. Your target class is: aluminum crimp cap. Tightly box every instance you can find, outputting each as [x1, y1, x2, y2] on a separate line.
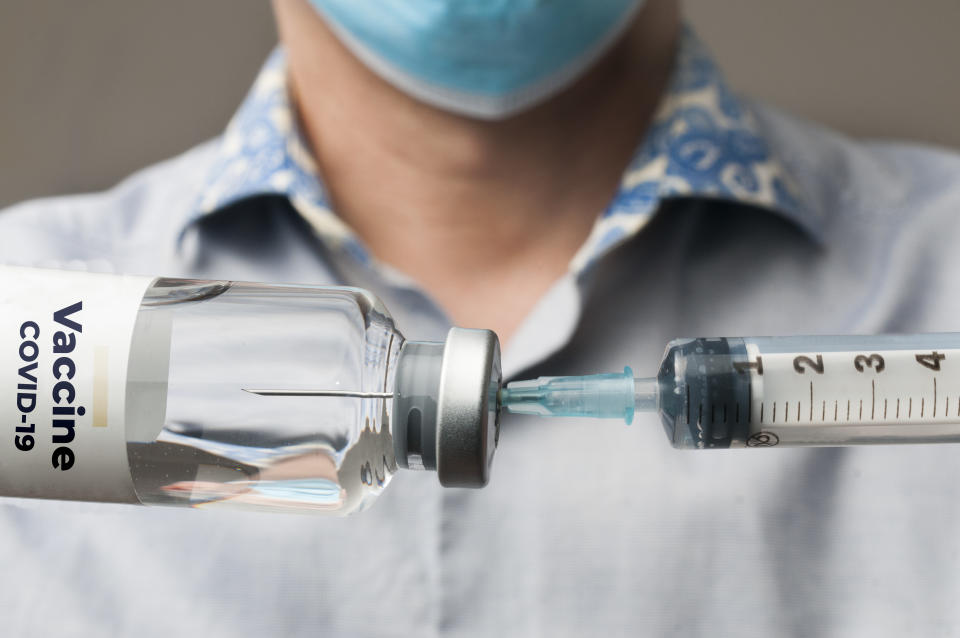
[436, 327, 502, 488]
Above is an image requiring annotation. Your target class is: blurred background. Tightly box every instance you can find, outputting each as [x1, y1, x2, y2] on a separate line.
[1, 0, 958, 209]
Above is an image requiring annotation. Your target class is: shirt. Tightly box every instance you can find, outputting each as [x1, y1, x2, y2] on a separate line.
[2, 28, 960, 638]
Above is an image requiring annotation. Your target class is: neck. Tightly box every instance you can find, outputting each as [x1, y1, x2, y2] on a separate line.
[273, 0, 680, 344]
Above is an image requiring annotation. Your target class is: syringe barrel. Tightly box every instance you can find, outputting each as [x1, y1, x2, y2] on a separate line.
[658, 334, 960, 449]
[657, 338, 752, 448]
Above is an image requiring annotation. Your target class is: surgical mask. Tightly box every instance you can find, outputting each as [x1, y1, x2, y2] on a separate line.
[308, 0, 645, 119]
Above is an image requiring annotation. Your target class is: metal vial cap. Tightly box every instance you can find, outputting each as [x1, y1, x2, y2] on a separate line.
[393, 327, 502, 488]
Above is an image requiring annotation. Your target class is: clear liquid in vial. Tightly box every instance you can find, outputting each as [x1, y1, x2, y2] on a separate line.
[125, 279, 403, 515]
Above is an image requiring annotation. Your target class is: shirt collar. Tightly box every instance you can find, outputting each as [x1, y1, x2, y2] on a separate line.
[189, 28, 820, 275]
[191, 49, 373, 265]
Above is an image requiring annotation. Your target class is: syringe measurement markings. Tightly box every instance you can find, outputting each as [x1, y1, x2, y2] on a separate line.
[774, 390, 959, 427]
[685, 386, 690, 425]
[933, 378, 938, 418]
[756, 357, 960, 427]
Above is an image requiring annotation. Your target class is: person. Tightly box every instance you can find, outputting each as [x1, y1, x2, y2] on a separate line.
[2, 0, 960, 635]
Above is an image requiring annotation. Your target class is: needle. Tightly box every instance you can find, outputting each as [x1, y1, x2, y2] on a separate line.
[243, 389, 396, 398]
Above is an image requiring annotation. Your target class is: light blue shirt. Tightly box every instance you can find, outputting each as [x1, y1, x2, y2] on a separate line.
[3, 29, 960, 637]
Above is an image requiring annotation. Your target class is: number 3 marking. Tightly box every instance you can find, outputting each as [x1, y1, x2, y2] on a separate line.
[854, 354, 885, 373]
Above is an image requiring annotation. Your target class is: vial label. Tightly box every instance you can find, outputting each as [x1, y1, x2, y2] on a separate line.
[0, 267, 153, 502]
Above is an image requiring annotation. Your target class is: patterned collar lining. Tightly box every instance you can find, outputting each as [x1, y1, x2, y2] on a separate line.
[190, 28, 818, 274]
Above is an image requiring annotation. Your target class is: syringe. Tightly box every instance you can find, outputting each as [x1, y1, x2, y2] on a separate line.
[500, 334, 960, 449]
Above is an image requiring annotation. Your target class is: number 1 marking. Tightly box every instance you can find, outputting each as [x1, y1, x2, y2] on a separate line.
[734, 356, 763, 375]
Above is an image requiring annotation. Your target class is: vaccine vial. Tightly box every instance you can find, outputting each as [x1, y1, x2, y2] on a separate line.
[0, 266, 502, 515]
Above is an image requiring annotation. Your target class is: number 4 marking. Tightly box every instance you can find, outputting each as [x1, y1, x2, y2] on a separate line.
[916, 351, 946, 371]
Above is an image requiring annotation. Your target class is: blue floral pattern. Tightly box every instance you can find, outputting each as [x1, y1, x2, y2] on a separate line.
[194, 28, 809, 274]
[575, 30, 810, 269]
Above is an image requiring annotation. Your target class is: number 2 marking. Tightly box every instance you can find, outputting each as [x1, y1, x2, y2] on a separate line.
[793, 355, 824, 374]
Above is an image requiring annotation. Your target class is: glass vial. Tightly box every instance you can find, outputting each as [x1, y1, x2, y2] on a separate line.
[0, 266, 502, 516]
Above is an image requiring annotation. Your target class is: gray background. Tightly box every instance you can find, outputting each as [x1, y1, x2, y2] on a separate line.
[1, 1, 958, 209]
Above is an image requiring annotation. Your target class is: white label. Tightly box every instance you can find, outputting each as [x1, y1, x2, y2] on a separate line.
[0, 266, 153, 502]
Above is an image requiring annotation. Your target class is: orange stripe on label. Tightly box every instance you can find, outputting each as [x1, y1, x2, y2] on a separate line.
[93, 346, 108, 427]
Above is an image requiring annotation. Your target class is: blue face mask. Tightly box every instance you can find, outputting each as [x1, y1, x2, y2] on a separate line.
[308, 0, 644, 119]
